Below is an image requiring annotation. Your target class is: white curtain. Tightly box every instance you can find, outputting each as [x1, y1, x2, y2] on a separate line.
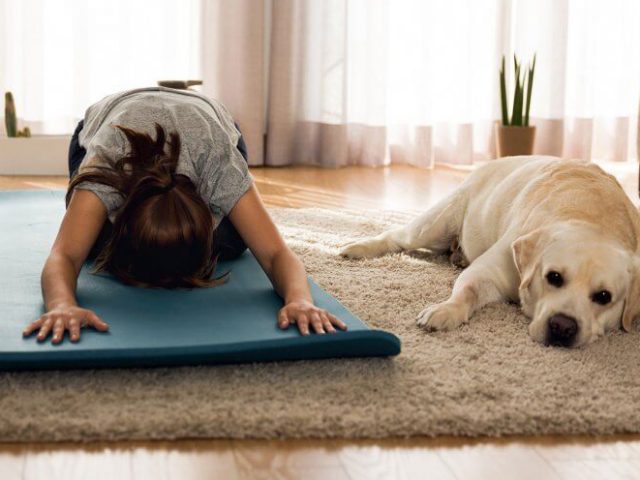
[2, 0, 638, 167]
[202, 0, 640, 167]
[200, 0, 266, 166]
[0, 0, 201, 136]
[510, 0, 640, 163]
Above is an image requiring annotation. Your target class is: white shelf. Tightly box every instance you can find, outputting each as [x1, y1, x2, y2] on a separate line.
[0, 136, 71, 175]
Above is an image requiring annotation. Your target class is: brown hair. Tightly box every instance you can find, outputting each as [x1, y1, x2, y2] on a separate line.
[66, 123, 225, 289]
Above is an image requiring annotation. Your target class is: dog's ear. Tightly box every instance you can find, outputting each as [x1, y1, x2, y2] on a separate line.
[622, 255, 640, 332]
[511, 228, 550, 290]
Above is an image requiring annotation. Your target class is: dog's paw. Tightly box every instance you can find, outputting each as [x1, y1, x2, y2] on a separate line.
[416, 302, 467, 331]
[339, 239, 383, 259]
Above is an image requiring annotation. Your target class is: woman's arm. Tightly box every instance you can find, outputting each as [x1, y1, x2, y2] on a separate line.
[23, 190, 110, 343]
[228, 185, 347, 335]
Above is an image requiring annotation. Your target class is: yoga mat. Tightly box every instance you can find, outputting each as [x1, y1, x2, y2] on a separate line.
[0, 190, 400, 370]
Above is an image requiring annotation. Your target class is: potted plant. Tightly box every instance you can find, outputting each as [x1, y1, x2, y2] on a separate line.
[496, 54, 536, 157]
[1, 91, 71, 175]
[4, 91, 31, 138]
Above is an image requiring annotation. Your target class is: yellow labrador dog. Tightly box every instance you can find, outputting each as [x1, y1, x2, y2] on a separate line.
[340, 156, 640, 348]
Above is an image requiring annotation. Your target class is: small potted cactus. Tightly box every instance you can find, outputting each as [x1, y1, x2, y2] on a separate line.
[495, 54, 536, 157]
[1, 91, 71, 175]
[4, 92, 31, 138]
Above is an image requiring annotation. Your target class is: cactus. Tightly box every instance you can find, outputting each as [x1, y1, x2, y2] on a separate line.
[16, 127, 31, 138]
[499, 54, 536, 127]
[5, 91, 17, 137]
[4, 92, 31, 138]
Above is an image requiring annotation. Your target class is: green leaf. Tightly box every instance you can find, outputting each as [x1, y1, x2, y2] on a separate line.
[524, 53, 536, 126]
[500, 55, 509, 125]
[511, 58, 523, 126]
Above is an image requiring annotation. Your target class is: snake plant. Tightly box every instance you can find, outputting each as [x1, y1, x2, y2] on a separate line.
[500, 54, 536, 127]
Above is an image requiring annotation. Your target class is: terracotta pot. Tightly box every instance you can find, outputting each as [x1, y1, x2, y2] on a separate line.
[495, 124, 536, 157]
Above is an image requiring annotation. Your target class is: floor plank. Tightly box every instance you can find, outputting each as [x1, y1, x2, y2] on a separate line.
[548, 459, 640, 480]
[232, 440, 350, 480]
[336, 443, 456, 480]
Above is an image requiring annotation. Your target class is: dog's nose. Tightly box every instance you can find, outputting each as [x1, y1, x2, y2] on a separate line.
[547, 314, 578, 346]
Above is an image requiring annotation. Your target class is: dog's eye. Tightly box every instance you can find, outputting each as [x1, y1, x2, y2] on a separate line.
[546, 271, 563, 288]
[591, 290, 612, 305]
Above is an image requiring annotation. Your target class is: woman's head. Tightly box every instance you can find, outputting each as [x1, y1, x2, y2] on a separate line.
[66, 123, 223, 288]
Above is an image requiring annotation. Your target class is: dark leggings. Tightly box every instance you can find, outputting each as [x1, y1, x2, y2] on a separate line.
[68, 120, 248, 261]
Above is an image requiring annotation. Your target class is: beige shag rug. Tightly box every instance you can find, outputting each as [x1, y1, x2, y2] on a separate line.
[2, 207, 640, 443]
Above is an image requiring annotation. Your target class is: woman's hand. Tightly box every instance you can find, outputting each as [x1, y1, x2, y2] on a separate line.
[229, 188, 347, 337]
[278, 300, 347, 335]
[23, 305, 109, 344]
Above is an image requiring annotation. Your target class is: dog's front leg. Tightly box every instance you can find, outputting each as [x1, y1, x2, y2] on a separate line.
[416, 244, 517, 331]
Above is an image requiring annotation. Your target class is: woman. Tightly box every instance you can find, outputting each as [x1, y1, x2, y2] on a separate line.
[23, 87, 346, 344]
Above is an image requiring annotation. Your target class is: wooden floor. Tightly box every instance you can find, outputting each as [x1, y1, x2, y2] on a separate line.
[2, 164, 640, 480]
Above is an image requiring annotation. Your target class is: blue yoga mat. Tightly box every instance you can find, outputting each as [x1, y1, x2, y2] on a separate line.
[0, 190, 400, 370]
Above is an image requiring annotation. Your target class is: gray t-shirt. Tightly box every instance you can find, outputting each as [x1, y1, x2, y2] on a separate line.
[74, 87, 253, 226]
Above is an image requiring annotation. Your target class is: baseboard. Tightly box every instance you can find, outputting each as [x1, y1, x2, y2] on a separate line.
[0, 136, 70, 175]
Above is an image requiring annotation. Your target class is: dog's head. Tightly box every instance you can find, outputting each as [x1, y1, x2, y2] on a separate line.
[512, 221, 640, 347]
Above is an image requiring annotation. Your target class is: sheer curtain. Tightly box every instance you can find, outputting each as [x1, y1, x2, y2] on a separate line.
[0, 0, 201, 136]
[2, 0, 638, 167]
[202, 0, 640, 167]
